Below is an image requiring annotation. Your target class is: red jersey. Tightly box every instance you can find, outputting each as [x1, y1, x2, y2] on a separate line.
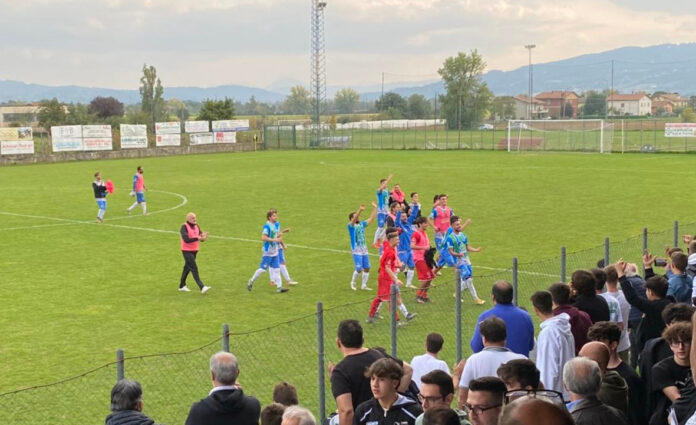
[378, 244, 398, 296]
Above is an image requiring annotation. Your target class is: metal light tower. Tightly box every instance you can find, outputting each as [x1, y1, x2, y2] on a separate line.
[524, 44, 536, 119]
[311, 0, 327, 140]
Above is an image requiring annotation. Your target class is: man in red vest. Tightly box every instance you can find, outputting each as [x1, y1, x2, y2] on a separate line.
[179, 212, 211, 293]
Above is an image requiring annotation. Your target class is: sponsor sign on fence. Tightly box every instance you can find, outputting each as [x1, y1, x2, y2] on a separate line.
[212, 119, 249, 132]
[1, 141, 34, 155]
[156, 134, 181, 147]
[189, 132, 213, 145]
[665, 123, 696, 137]
[184, 120, 209, 133]
[155, 122, 181, 135]
[214, 131, 236, 144]
[83, 138, 113, 151]
[0, 127, 33, 141]
[120, 124, 148, 149]
[51, 125, 83, 151]
[82, 125, 112, 139]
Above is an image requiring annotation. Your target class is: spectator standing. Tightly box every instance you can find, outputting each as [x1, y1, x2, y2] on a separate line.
[548, 282, 592, 355]
[578, 341, 629, 415]
[415, 370, 470, 425]
[667, 252, 693, 303]
[261, 404, 286, 425]
[105, 380, 160, 425]
[281, 406, 316, 425]
[498, 398, 574, 425]
[273, 382, 299, 406]
[411, 333, 450, 390]
[592, 268, 625, 335]
[604, 265, 632, 362]
[650, 322, 693, 425]
[563, 357, 628, 425]
[571, 269, 610, 323]
[463, 377, 506, 425]
[496, 359, 540, 391]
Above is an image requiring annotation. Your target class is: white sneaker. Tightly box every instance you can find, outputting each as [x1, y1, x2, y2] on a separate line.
[287, 281, 298, 286]
[350, 282, 357, 291]
[361, 286, 373, 291]
[178, 286, 191, 292]
[201, 286, 211, 294]
[405, 283, 415, 288]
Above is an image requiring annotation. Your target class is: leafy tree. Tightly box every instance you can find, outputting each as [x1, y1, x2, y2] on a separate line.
[38, 98, 67, 131]
[139, 64, 165, 128]
[438, 50, 493, 129]
[66, 103, 96, 125]
[689, 96, 696, 109]
[582, 91, 606, 117]
[284, 86, 312, 115]
[165, 98, 189, 120]
[407, 94, 432, 119]
[376, 92, 408, 117]
[197, 98, 235, 122]
[88, 96, 124, 119]
[335, 88, 360, 114]
[491, 96, 515, 120]
[561, 102, 574, 118]
[681, 107, 696, 123]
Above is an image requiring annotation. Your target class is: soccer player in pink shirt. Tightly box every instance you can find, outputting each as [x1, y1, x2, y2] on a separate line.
[127, 166, 147, 215]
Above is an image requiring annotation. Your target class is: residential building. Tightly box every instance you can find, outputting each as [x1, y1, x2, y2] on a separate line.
[513, 96, 548, 120]
[607, 93, 652, 116]
[534, 91, 579, 119]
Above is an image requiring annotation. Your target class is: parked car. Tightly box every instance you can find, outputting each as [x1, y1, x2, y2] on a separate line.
[477, 123, 494, 130]
[510, 122, 529, 130]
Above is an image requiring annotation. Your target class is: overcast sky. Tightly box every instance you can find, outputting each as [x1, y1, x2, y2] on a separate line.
[1, 0, 695, 91]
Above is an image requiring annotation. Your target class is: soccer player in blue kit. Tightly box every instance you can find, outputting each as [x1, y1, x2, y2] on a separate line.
[348, 202, 378, 291]
[247, 210, 289, 293]
[395, 202, 420, 288]
[372, 174, 393, 248]
[445, 216, 484, 304]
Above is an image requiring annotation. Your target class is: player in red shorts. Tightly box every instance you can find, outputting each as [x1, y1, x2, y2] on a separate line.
[411, 216, 436, 303]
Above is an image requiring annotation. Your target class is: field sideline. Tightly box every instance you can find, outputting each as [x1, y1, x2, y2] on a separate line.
[1, 150, 694, 405]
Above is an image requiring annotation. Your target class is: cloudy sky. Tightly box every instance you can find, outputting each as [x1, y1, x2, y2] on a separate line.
[1, 0, 695, 91]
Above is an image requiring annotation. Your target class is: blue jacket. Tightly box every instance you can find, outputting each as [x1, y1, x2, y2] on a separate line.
[667, 274, 692, 303]
[470, 303, 535, 356]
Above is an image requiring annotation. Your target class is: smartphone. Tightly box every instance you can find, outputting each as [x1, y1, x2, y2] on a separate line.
[654, 258, 667, 267]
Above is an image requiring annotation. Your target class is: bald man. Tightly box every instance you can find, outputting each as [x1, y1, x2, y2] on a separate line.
[499, 397, 573, 425]
[579, 341, 628, 415]
[179, 212, 211, 293]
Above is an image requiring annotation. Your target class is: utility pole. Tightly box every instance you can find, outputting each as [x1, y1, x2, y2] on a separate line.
[381, 72, 385, 111]
[524, 44, 536, 119]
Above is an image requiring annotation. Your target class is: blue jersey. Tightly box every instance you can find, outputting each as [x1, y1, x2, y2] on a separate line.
[377, 189, 390, 213]
[445, 231, 470, 265]
[348, 220, 369, 255]
[262, 221, 279, 256]
[395, 205, 420, 253]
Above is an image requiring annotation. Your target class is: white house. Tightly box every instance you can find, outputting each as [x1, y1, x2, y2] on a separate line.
[513, 96, 548, 119]
[607, 93, 652, 116]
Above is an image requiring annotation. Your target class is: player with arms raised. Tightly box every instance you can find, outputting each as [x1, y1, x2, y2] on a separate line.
[348, 202, 378, 291]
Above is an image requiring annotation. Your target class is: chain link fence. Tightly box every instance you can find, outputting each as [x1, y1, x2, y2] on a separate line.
[2, 219, 695, 424]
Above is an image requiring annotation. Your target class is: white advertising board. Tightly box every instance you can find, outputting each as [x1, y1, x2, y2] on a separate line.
[83, 138, 113, 151]
[0, 127, 33, 142]
[665, 123, 696, 137]
[156, 134, 181, 147]
[189, 132, 213, 145]
[1, 140, 34, 155]
[52, 138, 84, 152]
[82, 125, 112, 138]
[212, 119, 249, 132]
[185, 120, 209, 133]
[155, 121, 181, 135]
[214, 131, 236, 144]
[51, 125, 82, 140]
[120, 124, 148, 149]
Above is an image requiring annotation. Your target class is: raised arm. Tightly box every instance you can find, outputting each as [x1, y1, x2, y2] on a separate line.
[351, 205, 365, 225]
[616, 260, 650, 313]
[378, 173, 393, 191]
[407, 204, 420, 225]
[364, 202, 378, 226]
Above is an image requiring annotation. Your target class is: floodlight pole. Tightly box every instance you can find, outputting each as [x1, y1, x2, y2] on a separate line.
[311, 0, 328, 141]
[524, 44, 536, 119]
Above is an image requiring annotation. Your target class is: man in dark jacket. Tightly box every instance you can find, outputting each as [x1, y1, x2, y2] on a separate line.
[185, 351, 261, 425]
[616, 259, 675, 364]
[105, 379, 159, 425]
[570, 269, 610, 323]
[563, 357, 628, 425]
[354, 358, 423, 425]
[549, 282, 593, 354]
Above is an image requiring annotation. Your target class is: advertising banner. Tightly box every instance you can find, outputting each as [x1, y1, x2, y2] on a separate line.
[0, 127, 33, 141]
[52, 138, 84, 152]
[214, 131, 236, 144]
[82, 125, 112, 138]
[120, 124, 148, 149]
[1, 140, 34, 155]
[185, 120, 209, 133]
[51, 125, 82, 141]
[156, 134, 181, 147]
[189, 132, 213, 145]
[83, 138, 113, 151]
[155, 121, 181, 134]
[212, 119, 249, 132]
[665, 123, 696, 137]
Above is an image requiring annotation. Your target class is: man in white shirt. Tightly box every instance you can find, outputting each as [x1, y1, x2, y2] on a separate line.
[457, 317, 526, 408]
[411, 333, 450, 390]
[604, 265, 632, 361]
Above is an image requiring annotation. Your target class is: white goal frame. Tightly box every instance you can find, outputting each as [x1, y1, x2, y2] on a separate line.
[506, 119, 611, 153]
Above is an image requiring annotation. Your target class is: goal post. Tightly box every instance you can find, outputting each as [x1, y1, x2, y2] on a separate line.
[506, 119, 614, 153]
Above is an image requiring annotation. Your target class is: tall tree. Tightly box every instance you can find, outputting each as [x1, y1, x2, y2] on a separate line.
[406, 94, 432, 119]
[438, 50, 493, 129]
[582, 91, 606, 117]
[88, 96, 124, 119]
[376, 92, 408, 118]
[139, 64, 165, 128]
[197, 98, 235, 122]
[284, 86, 312, 115]
[165, 98, 189, 120]
[491, 96, 515, 120]
[335, 88, 360, 114]
[37, 98, 67, 132]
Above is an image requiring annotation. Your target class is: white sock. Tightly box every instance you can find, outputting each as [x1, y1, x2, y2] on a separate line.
[373, 226, 385, 245]
[361, 272, 370, 288]
[464, 277, 479, 299]
[127, 202, 138, 211]
[351, 271, 359, 284]
[280, 264, 292, 282]
[250, 268, 266, 283]
[141, 202, 147, 214]
[399, 303, 409, 315]
[406, 269, 414, 286]
[376, 302, 383, 313]
[271, 268, 282, 288]
[97, 208, 105, 220]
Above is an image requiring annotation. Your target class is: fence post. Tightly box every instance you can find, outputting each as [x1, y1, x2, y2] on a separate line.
[512, 257, 518, 306]
[604, 237, 610, 267]
[222, 324, 230, 352]
[642, 227, 648, 275]
[561, 246, 566, 283]
[116, 349, 124, 381]
[390, 284, 398, 357]
[674, 221, 679, 248]
[456, 271, 462, 363]
[317, 302, 326, 423]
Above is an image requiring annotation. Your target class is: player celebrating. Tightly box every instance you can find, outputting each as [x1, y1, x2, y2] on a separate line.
[372, 174, 393, 248]
[445, 216, 484, 305]
[395, 202, 420, 288]
[127, 166, 147, 215]
[247, 210, 289, 294]
[428, 194, 454, 269]
[411, 216, 436, 303]
[92, 171, 108, 223]
[348, 202, 378, 291]
[271, 208, 298, 286]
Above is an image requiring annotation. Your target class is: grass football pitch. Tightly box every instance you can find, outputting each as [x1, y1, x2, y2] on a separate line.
[1, 149, 695, 423]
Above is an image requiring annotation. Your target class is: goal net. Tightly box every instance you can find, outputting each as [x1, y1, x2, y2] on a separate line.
[506, 119, 614, 153]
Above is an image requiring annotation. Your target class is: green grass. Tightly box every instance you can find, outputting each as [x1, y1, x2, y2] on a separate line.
[1, 150, 695, 423]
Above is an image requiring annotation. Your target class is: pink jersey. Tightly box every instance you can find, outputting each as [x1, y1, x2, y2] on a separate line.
[135, 174, 145, 192]
[411, 229, 430, 262]
[432, 206, 452, 234]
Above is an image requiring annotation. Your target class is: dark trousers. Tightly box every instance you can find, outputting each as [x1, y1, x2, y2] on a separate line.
[181, 250, 204, 289]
